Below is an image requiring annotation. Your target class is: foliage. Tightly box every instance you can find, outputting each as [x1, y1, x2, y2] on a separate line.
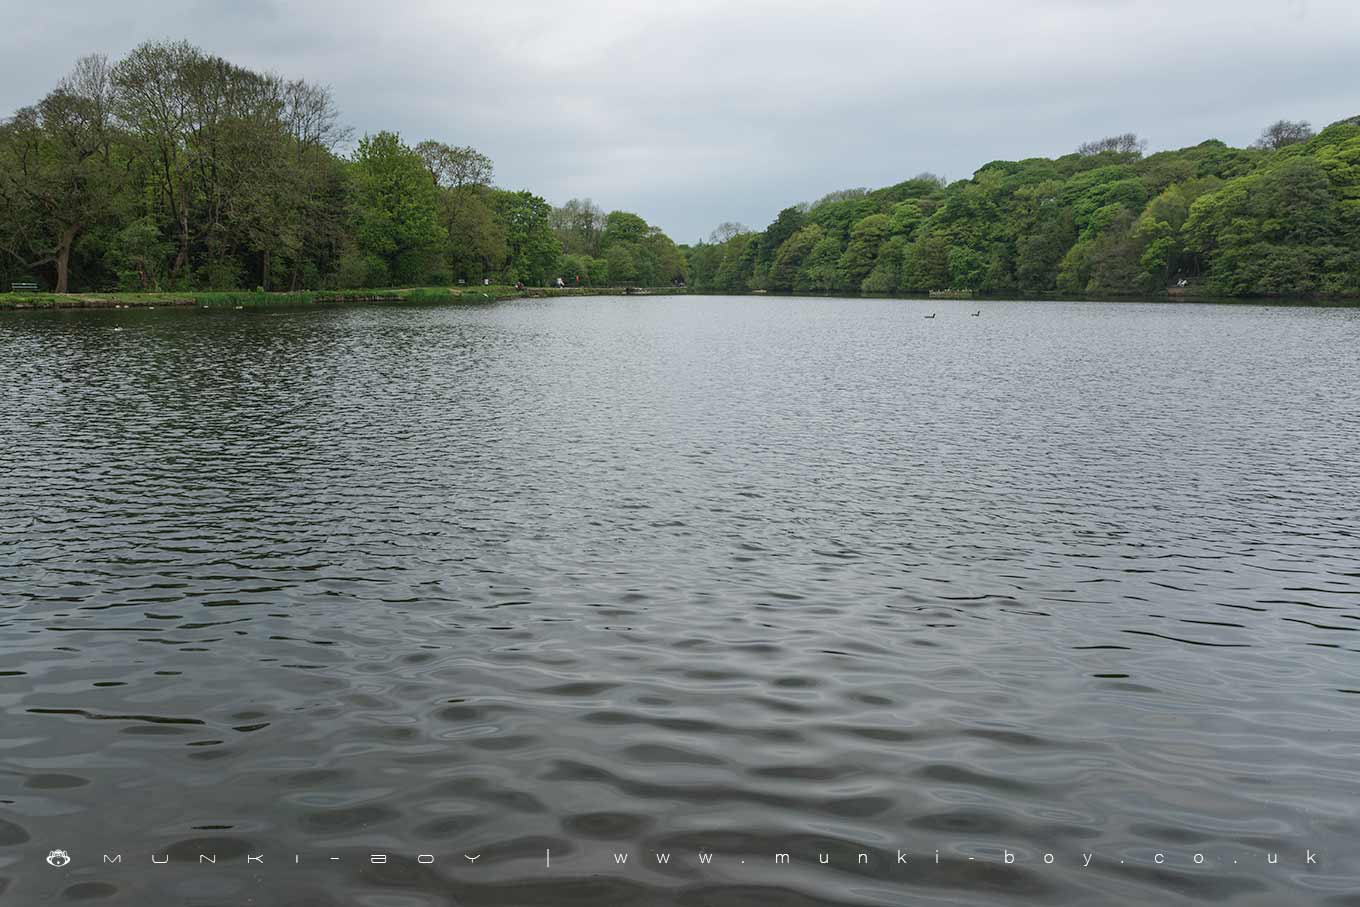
[768, 224, 822, 291]
[838, 213, 891, 290]
[551, 198, 606, 255]
[491, 190, 559, 285]
[0, 55, 119, 292]
[350, 131, 446, 284]
[688, 116, 1360, 298]
[0, 42, 682, 293]
[5, 45, 1354, 300]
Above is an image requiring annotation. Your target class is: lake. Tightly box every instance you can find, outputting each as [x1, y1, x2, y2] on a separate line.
[2, 294, 1358, 906]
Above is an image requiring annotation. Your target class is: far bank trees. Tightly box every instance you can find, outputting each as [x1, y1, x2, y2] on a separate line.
[0, 42, 684, 292]
[687, 118, 1360, 298]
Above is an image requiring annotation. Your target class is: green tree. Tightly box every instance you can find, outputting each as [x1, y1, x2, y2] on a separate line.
[6, 43, 1357, 299]
[759, 205, 808, 263]
[604, 243, 636, 285]
[0, 55, 119, 292]
[861, 235, 907, 294]
[902, 234, 951, 291]
[551, 198, 606, 255]
[492, 189, 560, 284]
[350, 131, 446, 284]
[1185, 154, 1343, 295]
[444, 187, 507, 281]
[837, 213, 891, 290]
[601, 210, 649, 248]
[685, 242, 722, 290]
[798, 235, 844, 293]
[1016, 208, 1076, 292]
[585, 255, 609, 286]
[642, 231, 687, 285]
[713, 232, 757, 292]
[104, 215, 172, 290]
[769, 223, 823, 291]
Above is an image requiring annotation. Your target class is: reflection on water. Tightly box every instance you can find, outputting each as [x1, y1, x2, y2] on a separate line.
[1, 295, 1359, 905]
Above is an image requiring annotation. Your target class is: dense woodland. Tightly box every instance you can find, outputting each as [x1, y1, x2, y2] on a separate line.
[0, 42, 686, 293]
[686, 121, 1360, 298]
[2, 43, 1357, 298]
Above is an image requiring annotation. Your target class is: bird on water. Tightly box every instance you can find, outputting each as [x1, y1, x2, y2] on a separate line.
[925, 313, 936, 319]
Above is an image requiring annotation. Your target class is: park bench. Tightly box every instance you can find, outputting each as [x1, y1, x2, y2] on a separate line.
[11, 282, 39, 293]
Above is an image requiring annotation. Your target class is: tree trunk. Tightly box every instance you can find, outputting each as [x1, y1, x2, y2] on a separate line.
[54, 222, 81, 294]
[173, 203, 189, 277]
[290, 238, 304, 291]
[261, 248, 270, 291]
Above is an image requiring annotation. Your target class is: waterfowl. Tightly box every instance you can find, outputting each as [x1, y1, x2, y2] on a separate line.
[971, 310, 980, 316]
[925, 313, 936, 319]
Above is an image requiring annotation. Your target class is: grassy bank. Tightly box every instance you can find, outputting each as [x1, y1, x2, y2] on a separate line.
[0, 285, 689, 310]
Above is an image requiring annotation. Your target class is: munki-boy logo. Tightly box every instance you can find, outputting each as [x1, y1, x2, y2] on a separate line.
[36, 846, 1321, 870]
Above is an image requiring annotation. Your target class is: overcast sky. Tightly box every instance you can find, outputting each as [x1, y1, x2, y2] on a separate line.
[2, 0, 1356, 241]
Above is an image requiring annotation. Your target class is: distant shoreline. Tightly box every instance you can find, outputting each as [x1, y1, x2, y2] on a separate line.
[0, 286, 687, 311]
[3, 286, 1356, 312]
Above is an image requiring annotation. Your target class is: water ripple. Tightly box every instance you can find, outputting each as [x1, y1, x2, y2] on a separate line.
[2, 297, 1359, 904]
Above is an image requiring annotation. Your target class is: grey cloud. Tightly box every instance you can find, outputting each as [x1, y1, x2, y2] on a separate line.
[2, 0, 1355, 241]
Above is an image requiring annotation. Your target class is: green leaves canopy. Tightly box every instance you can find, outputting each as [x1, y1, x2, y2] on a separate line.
[689, 117, 1360, 299]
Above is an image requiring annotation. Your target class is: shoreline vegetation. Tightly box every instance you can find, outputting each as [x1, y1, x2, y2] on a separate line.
[2, 41, 1357, 302]
[0, 42, 687, 298]
[7, 285, 1358, 313]
[684, 122, 1360, 301]
[0, 285, 687, 310]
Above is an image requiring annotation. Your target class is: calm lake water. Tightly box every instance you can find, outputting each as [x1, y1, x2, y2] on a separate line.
[2, 295, 1359, 906]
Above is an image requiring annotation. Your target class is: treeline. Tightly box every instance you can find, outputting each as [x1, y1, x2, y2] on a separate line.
[0, 42, 686, 293]
[5, 43, 1354, 300]
[687, 118, 1360, 298]
[550, 199, 687, 288]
